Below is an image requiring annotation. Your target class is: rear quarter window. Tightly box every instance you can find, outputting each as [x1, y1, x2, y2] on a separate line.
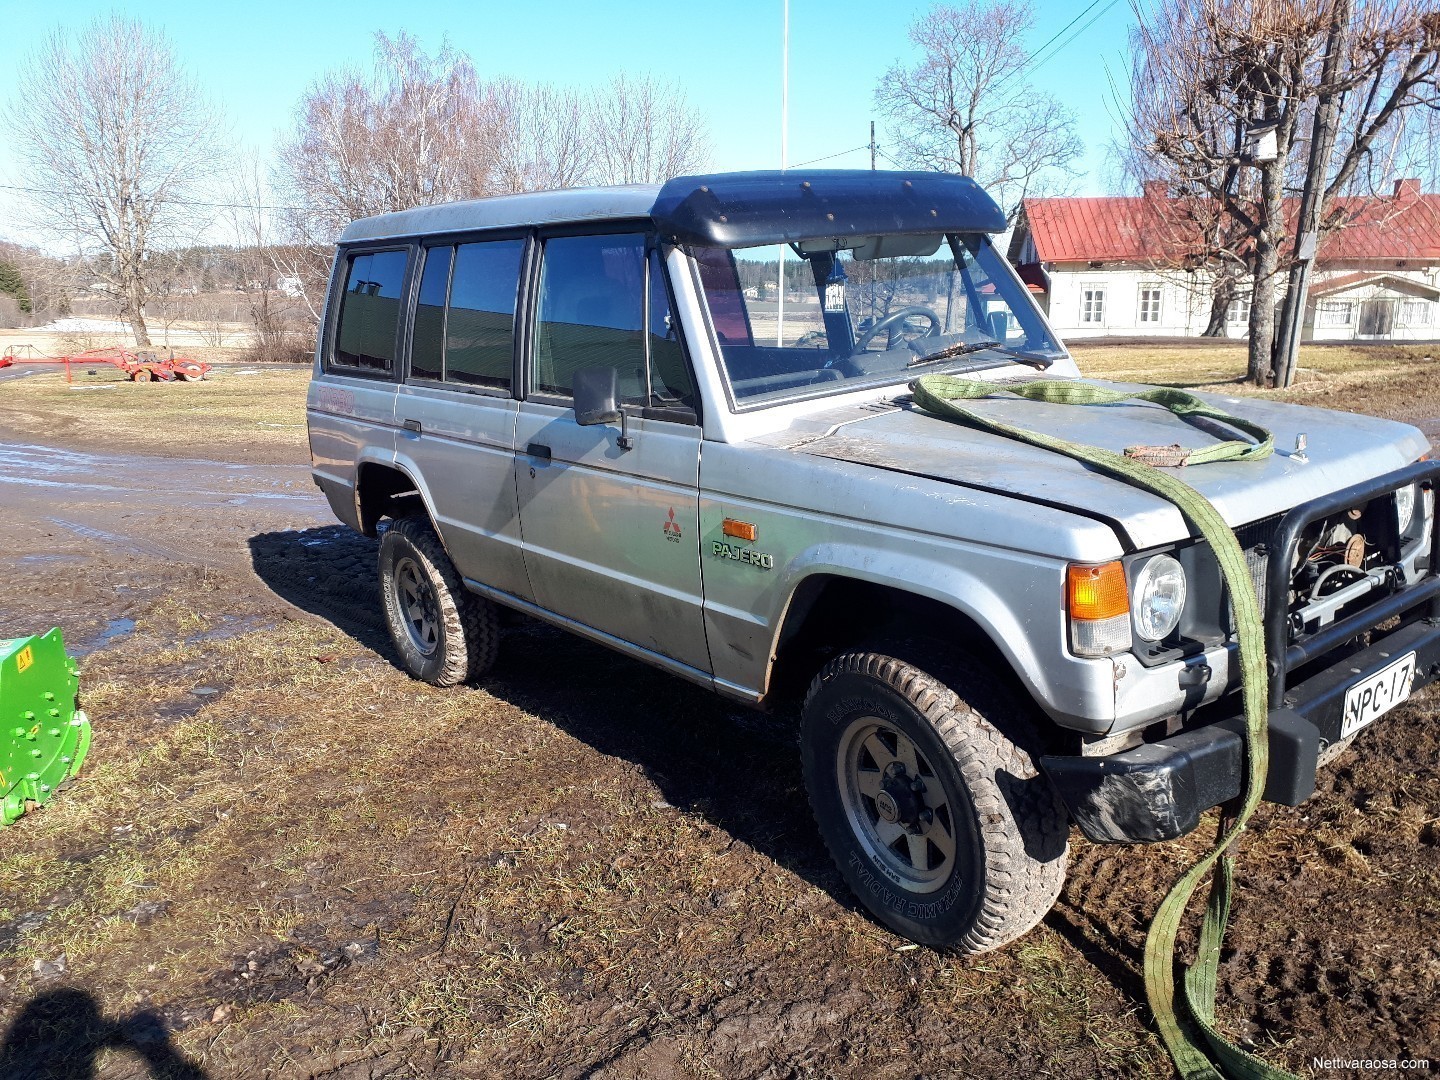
[331, 249, 409, 374]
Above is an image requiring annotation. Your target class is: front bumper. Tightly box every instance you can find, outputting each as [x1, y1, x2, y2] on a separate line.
[1041, 460, 1440, 845]
[1043, 616, 1440, 842]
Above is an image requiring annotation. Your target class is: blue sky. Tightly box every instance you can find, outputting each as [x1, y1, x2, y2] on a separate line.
[0, 0, 1139, 243]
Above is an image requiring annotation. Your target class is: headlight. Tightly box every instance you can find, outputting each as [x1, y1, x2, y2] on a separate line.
[1133, 554, 1187, 642]
[1396, 483, 1417, 534]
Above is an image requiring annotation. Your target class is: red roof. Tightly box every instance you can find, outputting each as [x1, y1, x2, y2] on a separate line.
[1021, 184, 1440, 265]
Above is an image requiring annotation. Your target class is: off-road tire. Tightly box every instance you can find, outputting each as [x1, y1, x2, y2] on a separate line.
[801, 652, 1069, 952]
[379, 516, 499, 686]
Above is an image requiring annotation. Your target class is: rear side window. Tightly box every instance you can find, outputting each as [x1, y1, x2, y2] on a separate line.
[407, 239, 523, 389]
[410, 247, 450, 381]
[447, 240, 524, 388]
[333, 250, 409, 372]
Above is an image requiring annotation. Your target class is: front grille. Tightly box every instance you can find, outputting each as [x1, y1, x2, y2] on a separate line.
[1228, 514, 1281, 631]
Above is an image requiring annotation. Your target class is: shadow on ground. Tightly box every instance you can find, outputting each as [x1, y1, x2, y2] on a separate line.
[0, 988, 207, 1080]
[246, 525, 859, 916]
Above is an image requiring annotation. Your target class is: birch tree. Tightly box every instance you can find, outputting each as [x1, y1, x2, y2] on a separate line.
[4, 15, 223, 346]
[588, 74, 710, 186]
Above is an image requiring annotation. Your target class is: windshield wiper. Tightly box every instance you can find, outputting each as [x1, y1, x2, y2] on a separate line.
[907, 339, 1001, 366]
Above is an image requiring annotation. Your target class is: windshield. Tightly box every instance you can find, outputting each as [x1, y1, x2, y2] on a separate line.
[691, 232, 1064, 405]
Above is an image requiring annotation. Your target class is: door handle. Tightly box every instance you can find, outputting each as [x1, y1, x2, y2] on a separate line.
[526, 442, 552, 461]
[402, 418, 422, 433]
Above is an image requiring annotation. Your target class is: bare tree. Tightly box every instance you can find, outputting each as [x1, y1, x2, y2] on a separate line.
[275, 30, 497, 316]
[276, 33, 716, 337]
[3, 15, 223, 347]
[1129, 0, 1440, 386]
[875, 1, 1083, 217]
[587, 74, 710, 185]
[0, 242, 78, 321]
[226, 156, 314, 362]
[486, 79, 593, 194]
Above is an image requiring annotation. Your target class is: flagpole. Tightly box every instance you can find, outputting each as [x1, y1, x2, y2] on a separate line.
[775, 0, 789, 347]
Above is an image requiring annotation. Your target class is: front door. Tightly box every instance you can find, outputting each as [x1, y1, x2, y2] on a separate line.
[513, 232, 710, 674]
[1358, 299, 1395, 337]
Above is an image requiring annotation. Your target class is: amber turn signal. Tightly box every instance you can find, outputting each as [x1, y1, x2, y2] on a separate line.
[1067, 562, 1129, 621]
[722, 518, 758, 541]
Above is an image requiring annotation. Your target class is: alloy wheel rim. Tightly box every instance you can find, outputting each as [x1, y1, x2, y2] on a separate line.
[394, 557, 440, 656]
[835, 716, 958, 895]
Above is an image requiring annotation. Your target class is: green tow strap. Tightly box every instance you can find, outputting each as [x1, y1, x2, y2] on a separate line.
[911, 375, 1297, 1080]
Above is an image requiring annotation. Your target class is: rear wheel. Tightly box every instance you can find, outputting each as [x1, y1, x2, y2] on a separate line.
[379, 516, 499, 686]
[801, 652, 1069, 951]
[130, 369, 149, 382]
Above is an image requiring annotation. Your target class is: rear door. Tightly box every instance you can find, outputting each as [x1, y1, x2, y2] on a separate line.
[394, 236, 532, 601]
[513, 231, 710, 672]
[308, 247, 410, 510]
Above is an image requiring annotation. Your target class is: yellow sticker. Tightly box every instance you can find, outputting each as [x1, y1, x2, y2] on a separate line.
[16, 646, 33, 674]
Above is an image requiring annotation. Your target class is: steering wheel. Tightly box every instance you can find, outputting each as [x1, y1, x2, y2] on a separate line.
[853, 305, 941, 352]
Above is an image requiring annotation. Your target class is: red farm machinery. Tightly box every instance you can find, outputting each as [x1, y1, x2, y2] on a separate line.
[1, 345, 211, 383]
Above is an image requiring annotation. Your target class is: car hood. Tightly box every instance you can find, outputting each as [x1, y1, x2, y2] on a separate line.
[754, 382, 1430, 549]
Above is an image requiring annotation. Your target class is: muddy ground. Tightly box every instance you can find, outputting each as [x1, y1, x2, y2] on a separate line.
[1, 361, 1438, 1078]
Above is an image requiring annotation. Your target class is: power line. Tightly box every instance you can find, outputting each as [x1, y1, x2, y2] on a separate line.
[0, 182, 307, 213]
[790, 144, 871, 169]
[1018, 0, 1111, 79]
[1023, 0, 1125, 80]
[990, 0, 1124, 97]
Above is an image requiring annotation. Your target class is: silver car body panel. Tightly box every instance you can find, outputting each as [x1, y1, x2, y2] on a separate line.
[393, 384, 531, 601]
[307, 374, 398, 532]
[513, 399, 710, 669]
[758, 390, 1429, 548]
[340, 186, 662, 245]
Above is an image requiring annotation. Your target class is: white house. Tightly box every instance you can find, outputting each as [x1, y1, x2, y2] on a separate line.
[1009, 180, 1439, 342]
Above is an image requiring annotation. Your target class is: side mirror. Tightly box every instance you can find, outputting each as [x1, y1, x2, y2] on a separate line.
[574, 367, 622, 426]
[572, 366, 632, 450]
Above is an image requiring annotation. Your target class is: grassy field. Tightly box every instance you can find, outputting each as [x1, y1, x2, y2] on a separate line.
[1073, 340, 1440, 424]
[1, 365, 311, 462]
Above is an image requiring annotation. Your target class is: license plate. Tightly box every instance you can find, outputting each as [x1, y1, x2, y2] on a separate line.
[1341, 652, 1417, 738]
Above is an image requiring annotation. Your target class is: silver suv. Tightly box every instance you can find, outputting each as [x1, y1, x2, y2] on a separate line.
[307, 171, 1439, 951]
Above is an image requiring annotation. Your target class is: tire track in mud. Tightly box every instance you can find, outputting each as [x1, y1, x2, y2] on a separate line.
[45, 516, 183, 563]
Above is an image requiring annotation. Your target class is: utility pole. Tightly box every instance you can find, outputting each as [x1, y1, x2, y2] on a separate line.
[870, 121, 876, 171]
[1272, 0, 1351, 389]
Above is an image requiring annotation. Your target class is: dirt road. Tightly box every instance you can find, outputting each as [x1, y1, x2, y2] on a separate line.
[1, 425, 1437, 1078]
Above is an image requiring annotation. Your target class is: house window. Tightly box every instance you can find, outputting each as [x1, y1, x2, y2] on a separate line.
[1080, 287, 1106, 324]
[1317, 300, 1353, 327]
[1138, 284, 1163, 324]
[1226, 295, 1251, 323]
[1399, 300, 1432, 327]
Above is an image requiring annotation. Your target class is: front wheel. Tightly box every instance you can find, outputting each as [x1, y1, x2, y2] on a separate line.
[801, 652, 1069, 952]
[378, 516, 499, 686]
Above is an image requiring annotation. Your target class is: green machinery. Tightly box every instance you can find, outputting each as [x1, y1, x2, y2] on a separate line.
[1, 629, 90, 826]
